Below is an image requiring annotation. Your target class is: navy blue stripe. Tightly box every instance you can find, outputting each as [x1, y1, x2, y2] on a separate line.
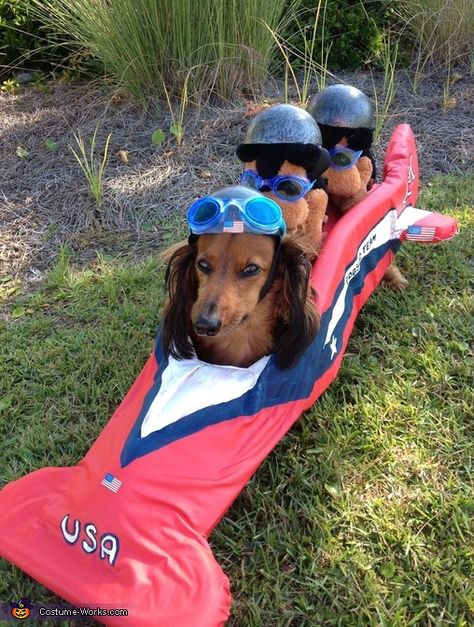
[120, 237, 400, 466]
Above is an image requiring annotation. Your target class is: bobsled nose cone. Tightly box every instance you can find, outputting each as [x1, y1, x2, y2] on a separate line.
[194, 314, 222, 336]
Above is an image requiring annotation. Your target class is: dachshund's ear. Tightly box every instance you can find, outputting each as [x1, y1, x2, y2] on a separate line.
[162, 242, 198, 360]
[273, 236, 320, 369]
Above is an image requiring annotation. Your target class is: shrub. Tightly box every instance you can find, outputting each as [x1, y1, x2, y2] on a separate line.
[0, 0, 38, 73]
[0, 0, 68, 79]
[281, 0, 394, 71]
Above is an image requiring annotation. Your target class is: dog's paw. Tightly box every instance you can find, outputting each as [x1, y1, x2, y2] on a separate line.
[382, 264, 409, 291]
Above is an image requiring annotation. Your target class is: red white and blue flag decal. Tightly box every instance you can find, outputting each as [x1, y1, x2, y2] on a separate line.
[101, 473, 122, 493]
[222, 219, 245, 233]
[406, 225, 436, 241]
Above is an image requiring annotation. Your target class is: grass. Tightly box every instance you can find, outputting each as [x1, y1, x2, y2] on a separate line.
[0, 174, 473, 624]
[27, 0, 291, 103]
[394, 0, 474, 90]
[69, 126, 112, 214]
[372, 32, 399, 144]
[268, 0, 331, 107]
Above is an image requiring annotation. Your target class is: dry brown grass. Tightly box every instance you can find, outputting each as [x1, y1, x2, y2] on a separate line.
[1, 67, 473, 284]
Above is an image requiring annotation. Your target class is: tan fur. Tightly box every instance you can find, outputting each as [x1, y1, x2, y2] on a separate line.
[245, 159, 327, 255]
[381, 263, 409, 291]
[324, 155, 373, 212]
[191, 234, 278, 367]
[162, 232, 320, 369]
[305, 187, 329, 251]
[324, 146, 408, 290]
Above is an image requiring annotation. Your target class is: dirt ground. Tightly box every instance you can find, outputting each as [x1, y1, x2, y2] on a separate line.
[1, 66, 473, 283]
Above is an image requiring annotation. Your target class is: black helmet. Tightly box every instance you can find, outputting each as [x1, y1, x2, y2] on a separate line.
[242, 103, 323, 145]
[307, 84, 374, 130]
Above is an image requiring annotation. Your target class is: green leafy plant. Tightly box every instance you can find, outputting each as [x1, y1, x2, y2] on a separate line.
[280, 0, 390, 72]
[162, 70, 190, 145]
[169, 122, 184, 145]
[0, 0, 67, 79]
[0, 0, 38, 72]
[151, 128, 165, 146]
[44, 138, 59, 151]
[69, 126, 112, 212]
[0, 78, 20, 93]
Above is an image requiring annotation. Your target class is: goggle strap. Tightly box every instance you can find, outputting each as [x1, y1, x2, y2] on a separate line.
[258, 237, 281, 303]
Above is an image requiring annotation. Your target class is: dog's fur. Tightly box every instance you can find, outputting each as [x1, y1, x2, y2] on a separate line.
[162, 232, 319, 369]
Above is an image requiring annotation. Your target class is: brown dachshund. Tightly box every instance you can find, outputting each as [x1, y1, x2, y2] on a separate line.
[162, 232, 320, 369]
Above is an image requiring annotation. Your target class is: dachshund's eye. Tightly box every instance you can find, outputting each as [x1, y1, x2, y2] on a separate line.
[197, 259, 211, 273]
[240, 263, 260, 278]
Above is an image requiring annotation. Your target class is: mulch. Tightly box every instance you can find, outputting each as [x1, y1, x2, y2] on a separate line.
[1, 66, 473, 283]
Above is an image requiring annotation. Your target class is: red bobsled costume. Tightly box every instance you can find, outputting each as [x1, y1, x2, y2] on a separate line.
[0, 126, 457, 625]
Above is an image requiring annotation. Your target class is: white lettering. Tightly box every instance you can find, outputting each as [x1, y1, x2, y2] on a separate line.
[60, 514, 80, 544]
[60, 514, 120, 565]
[100, 534, 119, 566]
[82, 523, 98, 553]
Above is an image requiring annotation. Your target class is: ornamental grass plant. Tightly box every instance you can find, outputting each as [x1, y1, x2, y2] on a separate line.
[394, 0, 474, 73]
[27, 0, 292, 103]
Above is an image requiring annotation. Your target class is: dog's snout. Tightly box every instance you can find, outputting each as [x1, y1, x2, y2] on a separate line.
[194, 314, 222, 336]
[259, 185, 271, 192]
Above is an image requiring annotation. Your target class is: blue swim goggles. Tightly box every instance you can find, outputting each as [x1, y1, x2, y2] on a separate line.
[240, 169, 313, 201]
[328, 145, 363, 170]
[187, 185, 286, 237]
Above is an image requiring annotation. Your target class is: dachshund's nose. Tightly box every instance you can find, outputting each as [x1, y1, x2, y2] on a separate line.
[194, 314, 222, 336]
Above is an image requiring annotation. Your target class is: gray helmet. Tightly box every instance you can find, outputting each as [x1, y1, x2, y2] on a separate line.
[307, 84, 375, 129]
[243, 103, 323, 145]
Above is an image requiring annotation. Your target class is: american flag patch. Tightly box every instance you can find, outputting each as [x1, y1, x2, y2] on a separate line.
[223, 220, 244, 233]
[406, 225, 436, 242]
[101, 473, 122, 493]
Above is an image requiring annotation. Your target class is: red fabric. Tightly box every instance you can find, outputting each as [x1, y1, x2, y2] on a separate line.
[0, 125, 456, 625]
[400, 210, 459, 243]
